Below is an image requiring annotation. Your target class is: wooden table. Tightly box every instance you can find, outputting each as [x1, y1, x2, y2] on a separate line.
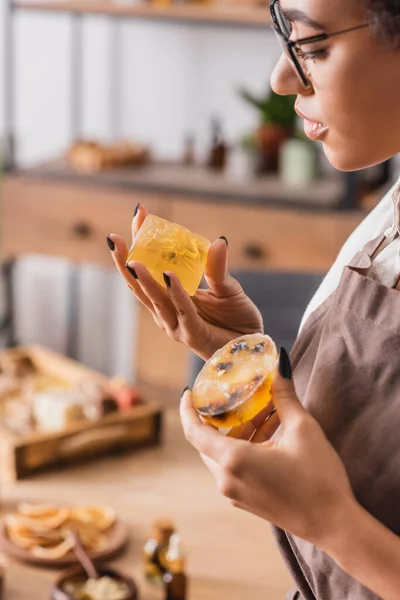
[1, 409, 293, 600]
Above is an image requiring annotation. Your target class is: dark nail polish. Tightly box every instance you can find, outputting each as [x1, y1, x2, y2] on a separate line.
[106, 235, 115, 252]
[219, 236, 228, 246]
[181, 386, 189, 396]
[134, 203, 140, 217]
[163, 273, 171, 288]
[279, 347, 292, 380]
[126, 265, 138, 280]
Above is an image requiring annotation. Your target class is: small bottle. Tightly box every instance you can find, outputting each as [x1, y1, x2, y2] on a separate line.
[182, 134, 195, 167]
[207, 118, 227, 172]
[163, 534, 187, 600]
[143, 519, 175, 585]
[279, 137, 317, 186]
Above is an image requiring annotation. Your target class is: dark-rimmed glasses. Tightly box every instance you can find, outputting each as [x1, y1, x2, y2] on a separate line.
[270, 0, 369, 88]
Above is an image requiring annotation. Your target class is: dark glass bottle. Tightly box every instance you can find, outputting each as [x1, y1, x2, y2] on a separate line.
[207, 118, 227, 172]
[163, 534, 187, 600]
[143, 519, 175, 585]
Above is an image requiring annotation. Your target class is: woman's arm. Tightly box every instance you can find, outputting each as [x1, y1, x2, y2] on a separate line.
[322, 502, 400, 600]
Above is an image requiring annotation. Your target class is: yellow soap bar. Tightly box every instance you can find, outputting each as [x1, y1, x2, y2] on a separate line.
[192, 333, 278, 428]
[128, 214, 211, 296]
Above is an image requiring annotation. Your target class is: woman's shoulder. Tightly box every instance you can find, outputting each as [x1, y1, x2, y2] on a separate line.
[338, 175, 400, 259]
[299, 175, 400, 332]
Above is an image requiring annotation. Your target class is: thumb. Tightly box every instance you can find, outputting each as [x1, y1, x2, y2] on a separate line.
[205, 238, 243, 296]
[271, 347, 306, 425]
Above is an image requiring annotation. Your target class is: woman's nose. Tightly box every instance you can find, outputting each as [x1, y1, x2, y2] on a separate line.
[270, 54, 312, 97]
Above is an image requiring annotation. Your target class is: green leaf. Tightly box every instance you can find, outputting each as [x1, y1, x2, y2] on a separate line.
[237, 85, 296, 130]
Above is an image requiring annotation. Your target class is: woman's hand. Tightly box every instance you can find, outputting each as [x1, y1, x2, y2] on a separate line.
[107, 204, 263, 360]
[181, 349, 400, 600]
[180, 348, 356, 548]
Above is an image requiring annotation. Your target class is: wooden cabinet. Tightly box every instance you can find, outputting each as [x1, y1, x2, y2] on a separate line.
[171, 200, 360, 273]
[0, 175, 364, 399]
[1, 178, 170, 265]
[136, 306, 190, 394]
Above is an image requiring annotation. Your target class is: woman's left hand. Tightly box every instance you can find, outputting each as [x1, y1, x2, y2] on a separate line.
[180, 350, 358, 549]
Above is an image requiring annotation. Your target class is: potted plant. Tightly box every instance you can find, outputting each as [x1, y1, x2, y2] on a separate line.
[238, 85, 296, 173]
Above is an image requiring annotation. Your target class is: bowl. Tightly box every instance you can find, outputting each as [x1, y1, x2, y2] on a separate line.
[51, 566, 138, 600]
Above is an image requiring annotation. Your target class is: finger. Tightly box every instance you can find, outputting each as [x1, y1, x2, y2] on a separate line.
[204, 239, 243, 297]
[132, 203, 148, 239]
[227, 401, 275, 440]
[163, 271, 209, 339]
[250, 411, 281, 444]
[107, 234, 155, 313]
[108, 233, 129, 263]
[126, 261, 179, 332]
[200, 453, 221, 480]
[272, 347, 307, 425]
[180, 390, 236, 461]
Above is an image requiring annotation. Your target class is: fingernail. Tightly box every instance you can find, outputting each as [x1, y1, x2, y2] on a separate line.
[106, 235, 115, 252]
[163, 273, 171, 288]
[126, 264, 139, 280]
[219, 236, 228, 246]
[181, 386, 189, 396]
[279, 347, 292, 380]
[134, 203, 140, 217]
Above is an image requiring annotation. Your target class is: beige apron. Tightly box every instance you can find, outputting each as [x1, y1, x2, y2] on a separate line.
[274, 231, 400, 600]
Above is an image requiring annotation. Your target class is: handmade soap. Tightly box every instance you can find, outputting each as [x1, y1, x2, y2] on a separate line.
[127, 215, 211, 296]
[192, 333, 278, 428]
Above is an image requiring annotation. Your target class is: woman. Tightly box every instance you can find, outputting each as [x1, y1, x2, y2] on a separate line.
[107, 0, 400, 597]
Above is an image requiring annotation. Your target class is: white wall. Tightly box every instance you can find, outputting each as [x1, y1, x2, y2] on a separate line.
[7, 12, 279, 164]
[0, 8, 279, 379]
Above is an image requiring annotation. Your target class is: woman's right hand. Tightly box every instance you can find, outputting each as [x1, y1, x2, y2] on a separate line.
[107, 204, 264, 361]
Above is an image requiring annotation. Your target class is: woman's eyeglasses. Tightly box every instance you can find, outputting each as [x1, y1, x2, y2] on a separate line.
[270, 0, 369, 88]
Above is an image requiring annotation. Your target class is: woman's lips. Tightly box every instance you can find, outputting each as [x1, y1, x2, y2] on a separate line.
[295, 104, 328, 141]
[303, 119, 329, 141]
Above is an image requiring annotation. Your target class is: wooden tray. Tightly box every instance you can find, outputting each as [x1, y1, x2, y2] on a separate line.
[0, 345, 163, 480]
[0, 518, 128, 568]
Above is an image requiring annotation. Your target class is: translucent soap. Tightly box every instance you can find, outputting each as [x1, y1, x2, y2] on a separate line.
[192, 333, 278, 428]
[127, 214, 211, 296]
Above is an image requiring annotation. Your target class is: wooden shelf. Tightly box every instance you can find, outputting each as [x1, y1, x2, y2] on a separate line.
[14, 1, 272, 27]
[11, 158, 346, 210]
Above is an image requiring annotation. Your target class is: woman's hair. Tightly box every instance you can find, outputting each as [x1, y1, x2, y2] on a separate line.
[366, 0, 400, 47]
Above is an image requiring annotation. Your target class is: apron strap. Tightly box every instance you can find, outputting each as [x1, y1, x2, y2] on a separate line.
[361, 232, 388, 259]
[346, 233, 386, 271]
[347, 232, 400, 290]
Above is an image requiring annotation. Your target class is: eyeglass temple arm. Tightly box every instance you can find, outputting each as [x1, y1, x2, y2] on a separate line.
[293, 23, 369, 47]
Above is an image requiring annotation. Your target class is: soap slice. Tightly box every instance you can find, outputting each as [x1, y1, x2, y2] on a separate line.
[127, 214, 211, 296]
[192, 333, 278, 428]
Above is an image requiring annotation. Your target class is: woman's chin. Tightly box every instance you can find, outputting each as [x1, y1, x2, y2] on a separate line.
[322, 143, 370, 172]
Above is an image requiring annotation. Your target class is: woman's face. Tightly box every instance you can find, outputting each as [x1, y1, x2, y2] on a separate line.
[270, 0, 400, 171]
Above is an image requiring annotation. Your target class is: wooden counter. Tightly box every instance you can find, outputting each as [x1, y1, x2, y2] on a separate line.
[1, 408, 293, 599]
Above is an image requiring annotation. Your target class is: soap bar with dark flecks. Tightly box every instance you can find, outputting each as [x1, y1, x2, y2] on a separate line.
[192, 333, 278, 428]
